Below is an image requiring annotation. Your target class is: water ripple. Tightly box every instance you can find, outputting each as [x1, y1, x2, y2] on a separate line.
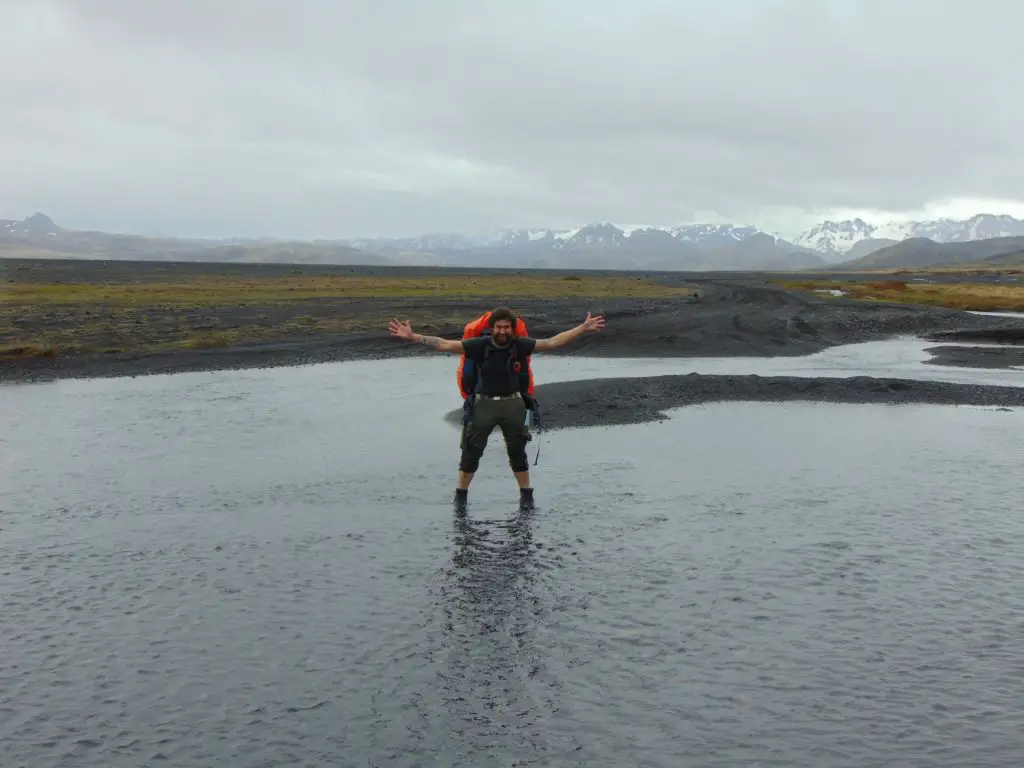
[2, 362, 1024, 766]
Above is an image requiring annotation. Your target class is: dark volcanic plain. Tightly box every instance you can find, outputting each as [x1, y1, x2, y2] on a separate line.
[3, 258, 1023, 424]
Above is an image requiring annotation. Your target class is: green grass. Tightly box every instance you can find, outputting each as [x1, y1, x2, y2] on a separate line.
[853, 265, 1024, 276]
[0, 342, 62, 359]
[4, 274, 695, 308]
[2, 272, 696, 359]
[0, 310, 475, 359]
[775, 279, 1024, 312]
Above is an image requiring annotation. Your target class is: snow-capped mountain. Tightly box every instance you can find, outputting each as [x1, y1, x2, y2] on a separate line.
[552, 222, 629, 249]
[793, 218, 883, 257]
[665, 223, 767, 248]
[333, 221, 824, 270]
[6, 209, 1022, 271]
[1, 212, 60, 237]
[795, 213, 1024, 258]
[345, 222, 798, 254]
[336, 213, 1024, 269]
[908, 213, 1024, 243]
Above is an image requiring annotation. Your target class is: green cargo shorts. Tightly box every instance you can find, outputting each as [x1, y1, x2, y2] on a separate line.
[459, 394, 531, 473]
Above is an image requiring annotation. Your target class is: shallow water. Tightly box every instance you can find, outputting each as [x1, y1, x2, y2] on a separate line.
[567, 336, 1024, 384]
[3, 345, 1024, 767]
[968, 310, 1024, 319]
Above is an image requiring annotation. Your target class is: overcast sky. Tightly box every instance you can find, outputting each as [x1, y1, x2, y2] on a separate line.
[2, 0, 1023, 240]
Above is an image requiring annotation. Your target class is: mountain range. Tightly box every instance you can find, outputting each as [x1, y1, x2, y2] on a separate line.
[0, 213, 388, 266]
[345, 222, 829, 271]
[792, 213, 1024, 259]
[340, 213, 1024, 261]
[3, 211, 1024, 272]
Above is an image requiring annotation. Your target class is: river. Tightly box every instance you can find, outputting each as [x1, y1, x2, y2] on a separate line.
[2, 341, 1023, 767]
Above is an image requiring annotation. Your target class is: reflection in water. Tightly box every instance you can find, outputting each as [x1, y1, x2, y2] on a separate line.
[450, 506, 538, 625]
[434, 506, 561, 758]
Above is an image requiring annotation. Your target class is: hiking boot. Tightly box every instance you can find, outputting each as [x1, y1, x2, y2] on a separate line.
[519, 487, 535, 511]
[453, 488, 468, 513]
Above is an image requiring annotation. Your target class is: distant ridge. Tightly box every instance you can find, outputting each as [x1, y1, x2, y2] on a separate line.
[4, 211, 1024, 271]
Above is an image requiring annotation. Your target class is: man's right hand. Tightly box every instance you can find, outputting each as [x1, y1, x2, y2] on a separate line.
[389, 319, 463, 353]
[389, 318, 415, 340]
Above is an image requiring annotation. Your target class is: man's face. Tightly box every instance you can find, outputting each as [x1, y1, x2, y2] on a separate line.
[491, 319, 514, 346]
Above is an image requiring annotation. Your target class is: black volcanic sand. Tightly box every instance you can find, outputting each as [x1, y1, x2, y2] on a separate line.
[923, 327, 1024, 345]
[4, 258, 1023, 423]
[924, 345, 1024, 370]
[919, 327, 1024, 370]
[443, 374, 1024, 432]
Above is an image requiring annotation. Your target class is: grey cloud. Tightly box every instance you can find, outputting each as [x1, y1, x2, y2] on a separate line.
[2, 0, 1023, 239]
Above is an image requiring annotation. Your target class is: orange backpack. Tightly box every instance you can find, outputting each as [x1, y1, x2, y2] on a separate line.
[456, 311, 536, 400]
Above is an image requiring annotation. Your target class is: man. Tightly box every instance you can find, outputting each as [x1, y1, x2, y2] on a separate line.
[388, 306, 606, 510]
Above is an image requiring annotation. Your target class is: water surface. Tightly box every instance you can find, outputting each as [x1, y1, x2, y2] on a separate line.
[2, 346, 1023, 766]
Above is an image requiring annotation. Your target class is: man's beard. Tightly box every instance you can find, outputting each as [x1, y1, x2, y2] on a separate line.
[492, 332, 511, 346]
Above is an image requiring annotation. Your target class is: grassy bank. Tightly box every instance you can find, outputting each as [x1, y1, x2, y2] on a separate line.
[1, 273, 695, 359]
[775, 278, 1024, 312]
[4, 273, 695, 305]
[834, 265, 1024, 276]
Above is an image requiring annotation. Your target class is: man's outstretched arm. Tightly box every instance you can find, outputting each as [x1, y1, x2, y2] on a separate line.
[389, 318, 464, 353]
[533, 312, 606, 352]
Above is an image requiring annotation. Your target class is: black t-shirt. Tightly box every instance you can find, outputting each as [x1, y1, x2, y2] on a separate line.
[462, 336, 537, 396]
